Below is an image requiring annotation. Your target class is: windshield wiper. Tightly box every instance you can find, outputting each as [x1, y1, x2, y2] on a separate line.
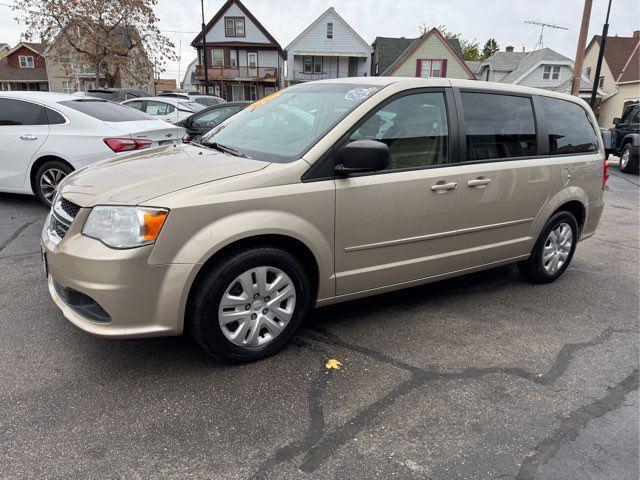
[201, 141, 247, 158]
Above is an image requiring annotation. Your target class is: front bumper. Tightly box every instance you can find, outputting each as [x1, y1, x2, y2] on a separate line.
[42, 208, 193, 338]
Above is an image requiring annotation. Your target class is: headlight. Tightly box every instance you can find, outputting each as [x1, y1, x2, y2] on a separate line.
[82, 206, 169, 249]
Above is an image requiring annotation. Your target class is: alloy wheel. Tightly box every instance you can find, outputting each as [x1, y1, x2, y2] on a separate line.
[620, 148, 629, 169]
[40, 168, 67, 204]
[542, 222, 573, 274]
[218, 266, 296, 347]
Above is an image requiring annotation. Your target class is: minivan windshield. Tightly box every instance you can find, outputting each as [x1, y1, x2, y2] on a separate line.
[200, 82, 384, 162]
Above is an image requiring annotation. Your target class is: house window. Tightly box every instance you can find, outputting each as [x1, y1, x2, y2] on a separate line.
[585, 66, 592, 77]
[247, 52, 257, 68]
[61, 81, 72, 93]
[212, 49, 223, 67]
[249, 84, 257, 101]
[225, 17, 245, 37]
[19, 55, 35, 68]
[232, 85, 244, 101]
[542, 65, 561, 80]
[598, 76, 604, 87]
[418, 59, 445, 78]
[303, 56, 313, 74]
[327, 22, 333, 39]
[313, 56, 322, 74]
[229, 50, 237, 67]
[59, 51, 70, 63]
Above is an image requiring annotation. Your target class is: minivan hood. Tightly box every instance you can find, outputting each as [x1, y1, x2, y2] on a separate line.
[59, 144, 269, 207]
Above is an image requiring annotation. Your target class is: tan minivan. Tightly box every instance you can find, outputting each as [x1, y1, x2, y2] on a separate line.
[42, 78, 607, 362]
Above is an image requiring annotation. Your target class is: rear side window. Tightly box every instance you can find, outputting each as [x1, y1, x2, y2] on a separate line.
[58, 99, 152, 121]
[0, 99, 46, 125]
[146, 101, 175, 115]
[541, 97, 598, 155]
[461, 92, 537, 161]
[44, 108, 66, 124]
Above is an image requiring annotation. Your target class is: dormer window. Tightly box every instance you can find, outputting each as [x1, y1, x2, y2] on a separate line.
[225, 17, 245, 37]
[542, 65, 560, 80]
[327, 22, 333, 39]
[19, 55, 35, 68]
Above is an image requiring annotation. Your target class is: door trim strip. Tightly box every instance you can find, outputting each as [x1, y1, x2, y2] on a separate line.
[344, 217, 534, 252]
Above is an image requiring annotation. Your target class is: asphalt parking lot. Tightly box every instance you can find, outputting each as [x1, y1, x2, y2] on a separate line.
[0, 167, 638, 480]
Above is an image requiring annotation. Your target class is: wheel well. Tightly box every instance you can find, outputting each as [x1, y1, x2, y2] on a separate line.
[553, 200, 586, 233]
[185, 234, 321, 325]
[30, 156, 73, 195]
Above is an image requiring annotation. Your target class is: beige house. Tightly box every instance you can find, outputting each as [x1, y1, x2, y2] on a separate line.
[44, 28, 153, 94]
[584, 30, 640, 127]
[378, 28, 476, 79]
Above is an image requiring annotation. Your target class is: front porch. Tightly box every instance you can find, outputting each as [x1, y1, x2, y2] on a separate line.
[288, 54, 368, 84]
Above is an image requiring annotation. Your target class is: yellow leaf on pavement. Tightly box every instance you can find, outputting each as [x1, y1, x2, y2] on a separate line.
[326, 358, 342, 370]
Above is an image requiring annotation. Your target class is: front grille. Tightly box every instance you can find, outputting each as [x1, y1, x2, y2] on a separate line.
[47, 196, 81, 245]
[53, 278, 111, 324]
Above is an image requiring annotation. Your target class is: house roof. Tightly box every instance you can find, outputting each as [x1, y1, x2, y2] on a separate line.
[191, 0, 283, 53]
[5, 42, 47, 57]
[552, 76, 607, 97]
[498, 48, 572, 83]
[479, 51, 529, 72]
[285, 7, 372, 54]
[587, 32, 640, 82]
[372, 36, 416, 74]
[618, 40, 639, 82]
[465, 60, 482, 74]
[381, 28, 477, 78]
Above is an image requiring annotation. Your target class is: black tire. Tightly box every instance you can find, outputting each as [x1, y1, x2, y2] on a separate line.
[518, 211, 579, 284]
[34, 160, 73, 207]
[188, 246, 312, 363]
[619, 143, 639, 174]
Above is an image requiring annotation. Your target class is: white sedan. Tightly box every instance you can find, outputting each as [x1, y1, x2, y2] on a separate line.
[121, 96, 207, 124]
[0, 92, 185, 206]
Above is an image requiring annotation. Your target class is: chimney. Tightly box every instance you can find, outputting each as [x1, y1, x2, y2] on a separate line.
[505, 45, 514, 53]
[633, 30, 640, 38]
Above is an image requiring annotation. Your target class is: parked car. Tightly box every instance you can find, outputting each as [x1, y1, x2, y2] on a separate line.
[81, 88, 149, 103]
[178, 101, 250, 142]
[122, 96, 206, 124]
[602, 101, 639, 174]
[157, 91, 225, 107]
[43, 78, 606, 362]
[0, 92, 185, 206]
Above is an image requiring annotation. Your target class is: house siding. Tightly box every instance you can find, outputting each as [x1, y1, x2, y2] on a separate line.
[598, 82, 640, 127]
[204, 3, 269, 44]
[391, 34, 473, 79]
[583, 42, 616, 97]
[518, 64, 573, 88]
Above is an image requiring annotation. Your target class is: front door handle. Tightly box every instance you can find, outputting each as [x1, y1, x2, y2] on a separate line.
[430, 181, 458, 193]
[467, 177, 492, 188]
[20, 134, 38, 141]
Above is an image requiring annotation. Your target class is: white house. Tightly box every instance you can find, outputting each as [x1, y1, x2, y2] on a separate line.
[285, 7, 372, 85]
[477, 46, 606, 101]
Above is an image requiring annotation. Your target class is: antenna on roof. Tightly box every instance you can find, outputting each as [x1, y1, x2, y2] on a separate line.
[524, 20, 569, 50]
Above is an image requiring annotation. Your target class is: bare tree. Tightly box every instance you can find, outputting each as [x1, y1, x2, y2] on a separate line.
[13, 0, 177, 88]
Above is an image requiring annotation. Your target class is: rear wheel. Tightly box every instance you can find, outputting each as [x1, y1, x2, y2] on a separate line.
[518, 211, 578, 283]
[619, 143, 639, 174]
[34, 160, 73, 207]
[188, 246, 312, 362]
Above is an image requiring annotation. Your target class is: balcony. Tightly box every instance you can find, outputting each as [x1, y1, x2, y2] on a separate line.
[196, 65, 277, 82]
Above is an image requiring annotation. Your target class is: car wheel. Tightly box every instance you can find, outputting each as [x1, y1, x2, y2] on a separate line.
[188, 246, 312, 362]
[35, 160, 73, 207]
[619, 143, 639, 174]
[518, 211, 578, 284]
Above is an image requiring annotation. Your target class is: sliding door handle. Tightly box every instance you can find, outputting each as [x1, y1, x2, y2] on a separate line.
[430, 181, 458, 193]
[467, 177, 492, 188]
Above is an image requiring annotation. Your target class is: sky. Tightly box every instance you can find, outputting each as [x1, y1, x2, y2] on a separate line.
[1, 0, 638, 83]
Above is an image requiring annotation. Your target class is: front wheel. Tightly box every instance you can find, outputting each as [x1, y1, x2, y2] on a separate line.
[619, 143, 639, 174]
[518, 211, 578, 283]
[34, 160, 73, 207]
[188, 246, 312, 362]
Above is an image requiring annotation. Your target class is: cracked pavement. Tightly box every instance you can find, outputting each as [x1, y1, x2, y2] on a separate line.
[0, 169, 638, 479]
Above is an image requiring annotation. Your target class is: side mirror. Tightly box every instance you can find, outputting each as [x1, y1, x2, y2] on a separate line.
[335, 140, 390, 175]
[612, 117, 620, 125]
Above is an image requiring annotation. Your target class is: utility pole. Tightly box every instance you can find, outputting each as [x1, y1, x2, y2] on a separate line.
[200, 0, 209, 94]
[589, 0, 612, 107]
[572, 0, 593, 96]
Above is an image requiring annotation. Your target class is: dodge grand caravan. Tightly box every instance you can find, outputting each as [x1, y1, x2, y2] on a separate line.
[42, 78, 607, 362]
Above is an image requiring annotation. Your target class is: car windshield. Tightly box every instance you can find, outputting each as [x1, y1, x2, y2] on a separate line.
[179, 101, 206, 112]
[200, 82, 384, 162]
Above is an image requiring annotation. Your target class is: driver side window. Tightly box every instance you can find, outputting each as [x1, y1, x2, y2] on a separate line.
[349, 91, 449, 170]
